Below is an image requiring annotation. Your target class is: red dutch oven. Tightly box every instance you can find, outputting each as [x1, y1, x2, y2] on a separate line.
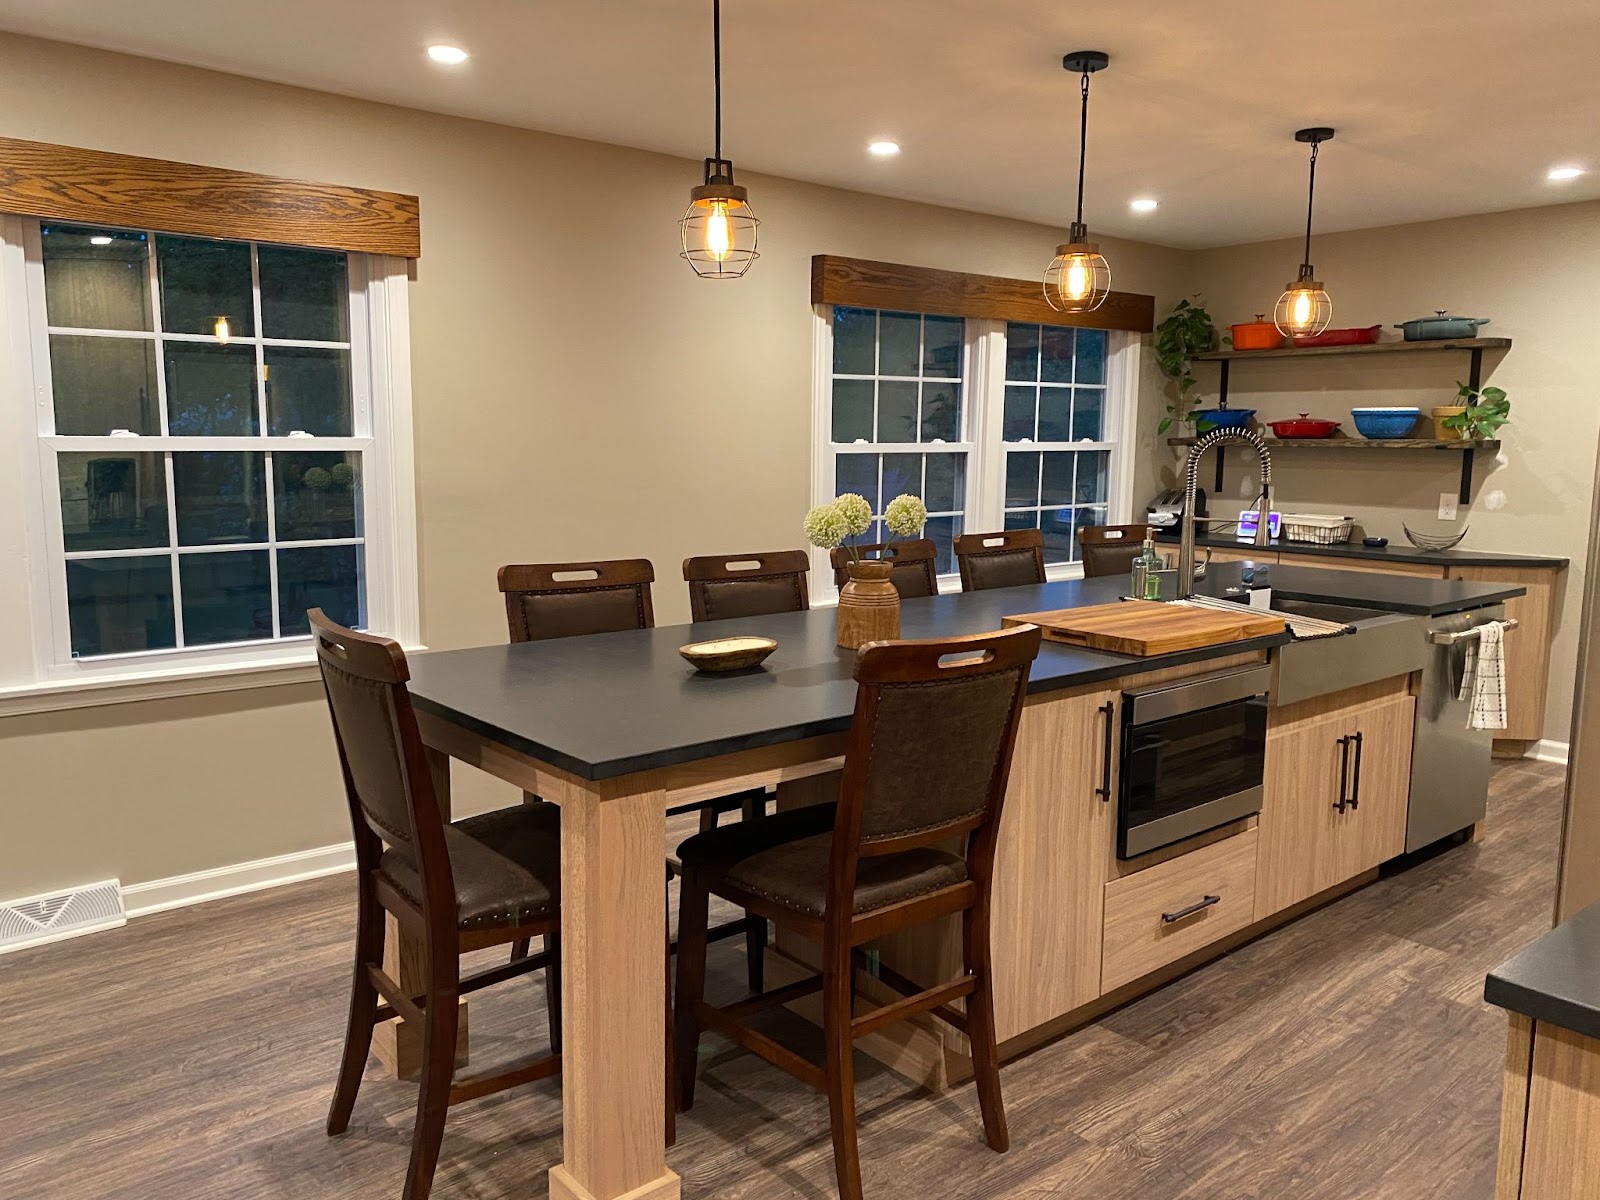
[1268, 413, 1341, 439]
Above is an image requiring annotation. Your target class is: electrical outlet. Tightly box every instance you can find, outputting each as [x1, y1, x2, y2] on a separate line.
[1438, 492, 1460, 521]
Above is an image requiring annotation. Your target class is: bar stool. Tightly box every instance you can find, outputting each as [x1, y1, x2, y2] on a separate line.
[313, 610, 563, 1200]
[672, 624, 1043, 1200]
[828, 538, 939, 598]
[952, 528, 1046, 592]
[679, 548, 814, 990]
[1077, 524, 1151, 579]
[499, 558, 768, 995]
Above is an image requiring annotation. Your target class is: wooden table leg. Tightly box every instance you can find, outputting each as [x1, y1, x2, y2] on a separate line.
[548, 777, 680, 1200]
[375, 745, 470, 1079]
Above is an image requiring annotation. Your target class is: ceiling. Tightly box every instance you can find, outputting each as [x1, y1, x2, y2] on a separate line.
[3, 0, 1598, 249]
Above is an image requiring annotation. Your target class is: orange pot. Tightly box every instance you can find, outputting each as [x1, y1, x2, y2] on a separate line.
[1230, 315, 1284, 351]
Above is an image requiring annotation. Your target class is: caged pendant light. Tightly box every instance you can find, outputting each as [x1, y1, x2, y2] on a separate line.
[1274, 127, 1336, 337]
[680, 0, 759, 278]
[1044, 51, 1113, 313]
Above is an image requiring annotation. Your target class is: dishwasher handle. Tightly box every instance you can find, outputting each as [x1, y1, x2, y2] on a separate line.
[1429, 617, 1518, 646]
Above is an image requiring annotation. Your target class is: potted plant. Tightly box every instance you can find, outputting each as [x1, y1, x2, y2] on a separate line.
[804, 491, 927, 649]
[1154, 296, 1224, 434]
[1436, 382, 1510, 441]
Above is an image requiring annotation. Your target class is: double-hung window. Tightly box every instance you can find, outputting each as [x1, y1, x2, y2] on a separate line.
[1, 215, 418, 687]
[813, 304, 1136, 591]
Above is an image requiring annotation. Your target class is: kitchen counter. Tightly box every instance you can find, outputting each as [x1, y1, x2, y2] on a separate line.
[1157, 530, 1568, 570]
[408, 566, 1520, 781]
[1263, 563, 1525, 615]
[1486, 900, 1600, 1042]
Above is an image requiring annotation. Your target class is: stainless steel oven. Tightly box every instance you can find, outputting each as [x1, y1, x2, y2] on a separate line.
[1117, 664, 1272, 859]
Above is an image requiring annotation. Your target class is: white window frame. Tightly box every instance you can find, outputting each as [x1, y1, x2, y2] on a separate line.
[0, 214, 419, 711]
[810, 303, 1139, 600]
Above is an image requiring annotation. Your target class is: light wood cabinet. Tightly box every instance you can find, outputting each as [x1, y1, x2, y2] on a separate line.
[1446, 565, 1560, 747]
[988, 685, 1117, 1042]
[1276, 552, 1447, 578]
[1101, 828, 1259, 992]
[1256, 693, 1416, 919]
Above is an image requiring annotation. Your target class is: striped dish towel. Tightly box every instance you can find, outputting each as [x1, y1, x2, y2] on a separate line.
[1458, 620, 1507, 731]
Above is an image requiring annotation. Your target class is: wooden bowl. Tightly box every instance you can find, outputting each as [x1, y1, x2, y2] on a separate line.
[679, 635, 778, 672]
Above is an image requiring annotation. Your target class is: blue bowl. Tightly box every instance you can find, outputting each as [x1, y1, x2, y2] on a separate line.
[1193, 408, 1256, 433]
[1351, 407, 1421, 439]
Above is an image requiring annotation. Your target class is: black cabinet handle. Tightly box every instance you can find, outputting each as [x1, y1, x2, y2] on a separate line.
[1349, 730, 1364, 811]
[1095, 701, 1115, 802]
[1162, 894, 1221, 924]
[1334, 734, 1352, 813]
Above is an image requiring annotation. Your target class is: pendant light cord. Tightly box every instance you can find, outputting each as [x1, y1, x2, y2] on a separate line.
[1074, 69, 1090, 230]
[1302, 139, 1320, 267]
[713, 0, 723, 165]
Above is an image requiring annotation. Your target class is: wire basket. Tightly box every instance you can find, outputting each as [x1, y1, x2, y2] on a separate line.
[1281, 513, 1355, 545]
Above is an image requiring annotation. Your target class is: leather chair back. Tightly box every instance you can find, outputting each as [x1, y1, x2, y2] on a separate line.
[498, 560, 655, 642]
[829, 539, 939, 599]
[683, 550, 811, 622]
[953, 529, 1047, 592]
[1078, 524, 1150, 579]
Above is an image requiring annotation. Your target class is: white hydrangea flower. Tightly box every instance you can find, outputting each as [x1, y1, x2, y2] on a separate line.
[802, 502, 850, 550]
[834, 493, 873, 538]
[883, 493, 928, 538]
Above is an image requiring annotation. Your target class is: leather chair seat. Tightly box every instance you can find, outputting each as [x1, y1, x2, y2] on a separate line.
[379, 804, 561, 931]
[676, 803, 968, 918]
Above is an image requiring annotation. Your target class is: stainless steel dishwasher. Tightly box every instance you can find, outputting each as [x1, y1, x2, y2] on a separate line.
[1407, 604, 1513, 851]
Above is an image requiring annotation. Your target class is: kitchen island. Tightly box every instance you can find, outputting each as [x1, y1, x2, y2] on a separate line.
[401, 563, 1522, 1200]
[1159, 531, 1567, 751]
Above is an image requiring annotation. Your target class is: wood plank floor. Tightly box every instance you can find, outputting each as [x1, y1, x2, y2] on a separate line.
[0, 761, 1563, 1199]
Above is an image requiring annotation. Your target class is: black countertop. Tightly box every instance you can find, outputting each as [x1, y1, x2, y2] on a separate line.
[408, 567, 1520, 781]
[1267, 564, 1525, 616]
[1157, 531, 1568, 571]
[1486, 901, 1600, 1042]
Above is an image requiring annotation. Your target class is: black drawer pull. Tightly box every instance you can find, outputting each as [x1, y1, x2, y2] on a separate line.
[1348, 730, 1365, 810]
[1334, 734, 1352, 813]
[1161, 894, 1221, 924]
[1095, 701, 1115, 802]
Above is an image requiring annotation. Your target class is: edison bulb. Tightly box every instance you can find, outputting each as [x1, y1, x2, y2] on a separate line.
[214, 315, 232, 344]
[1290, 290, 1313, 330]
[704, 201, 732, 261]
[1064, 256, 1091, 301]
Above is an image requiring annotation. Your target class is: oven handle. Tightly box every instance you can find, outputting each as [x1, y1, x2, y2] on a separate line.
[1162, 894, 1221, 924]
[1095, 701, 1115, 803]
[1335, 734, 1352, 813]
[1348, 730, 1364, 810]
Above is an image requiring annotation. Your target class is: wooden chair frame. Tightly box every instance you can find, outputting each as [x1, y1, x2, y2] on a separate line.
[497, 558, 656, 640]
[313, 610, 562, 1200]
[952, 528, 1047, 592]
[1076, 523, 1151, 579]
[829, 538, 939, 598]
[682, 549, 811, 622]
[673, 625, 1042, 1200]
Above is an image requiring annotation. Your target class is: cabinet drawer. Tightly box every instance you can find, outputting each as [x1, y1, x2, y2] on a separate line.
[1101, 828, 1259, 993]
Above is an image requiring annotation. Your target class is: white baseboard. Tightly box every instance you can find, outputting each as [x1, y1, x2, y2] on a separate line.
[1531, 739, 1571, 767]
[122, 841, 356, 918]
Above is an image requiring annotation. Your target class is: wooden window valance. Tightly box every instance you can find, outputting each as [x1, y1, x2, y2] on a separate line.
[0, 136, 421, 258]
[812, 254, 1154, 333]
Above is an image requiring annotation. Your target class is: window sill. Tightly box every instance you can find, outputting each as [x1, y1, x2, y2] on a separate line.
[0, 646, 427, 718]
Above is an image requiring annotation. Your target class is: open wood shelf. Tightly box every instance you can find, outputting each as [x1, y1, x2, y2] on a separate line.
[1167, 437, 1501, 452]
[1193, 336, 1511, 362]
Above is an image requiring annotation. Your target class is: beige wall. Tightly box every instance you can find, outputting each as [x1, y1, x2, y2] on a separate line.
[0, 34, 1189, 900]
[1168, 203, 1597, 743]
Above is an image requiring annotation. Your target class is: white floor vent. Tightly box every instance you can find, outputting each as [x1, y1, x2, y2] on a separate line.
[0, 879, 125, 954]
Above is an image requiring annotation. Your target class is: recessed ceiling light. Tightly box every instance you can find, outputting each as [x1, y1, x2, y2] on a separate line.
[89, 235, 114, 245]
[1129, 198, 1159, 213]
[1548, 166, 1585, 182]
[427, 44, 470, 65]
[867, 141, 901, 158]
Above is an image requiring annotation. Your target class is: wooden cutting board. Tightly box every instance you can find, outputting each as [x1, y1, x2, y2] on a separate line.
[1002, 599, 1286, 656]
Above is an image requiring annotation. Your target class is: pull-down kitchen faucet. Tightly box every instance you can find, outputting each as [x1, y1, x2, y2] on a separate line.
[1177, 427, 1273, 600]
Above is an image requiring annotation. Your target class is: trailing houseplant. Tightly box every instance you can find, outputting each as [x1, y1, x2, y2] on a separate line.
[804, 492, 927, 649]
[1154, 296, 1224, 434]
[1439, 381, 1510, 440]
